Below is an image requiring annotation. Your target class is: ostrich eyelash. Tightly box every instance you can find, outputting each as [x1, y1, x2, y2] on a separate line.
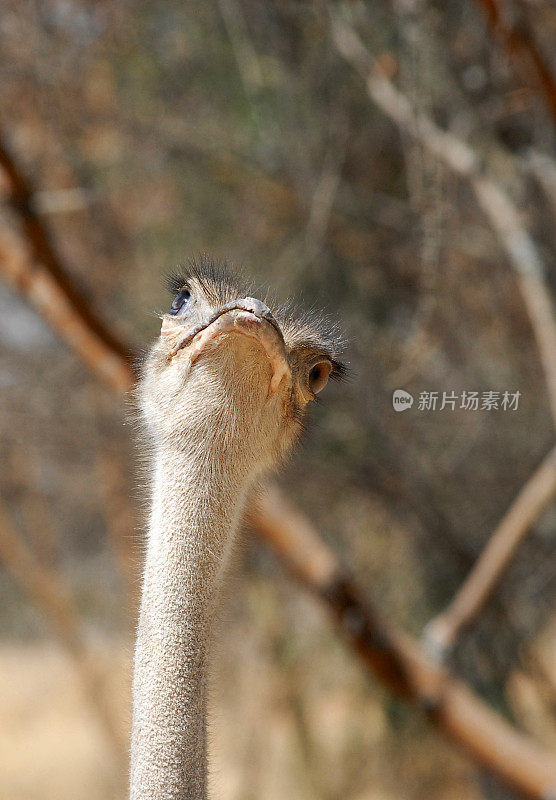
[165, 272, 190, 297]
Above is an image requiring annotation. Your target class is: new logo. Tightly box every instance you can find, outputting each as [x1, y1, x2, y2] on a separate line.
[392, 389, 414, 412]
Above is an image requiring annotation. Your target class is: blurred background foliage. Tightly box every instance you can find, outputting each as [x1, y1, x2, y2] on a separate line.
[0, 1, 555, 799]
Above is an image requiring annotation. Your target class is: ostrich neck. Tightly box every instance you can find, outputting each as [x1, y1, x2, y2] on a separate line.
[130, 444, 250, 800]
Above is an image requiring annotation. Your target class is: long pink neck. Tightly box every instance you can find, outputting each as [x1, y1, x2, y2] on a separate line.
[130, 447, 248, 800]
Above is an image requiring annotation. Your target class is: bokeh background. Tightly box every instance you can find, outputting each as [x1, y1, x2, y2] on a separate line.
[0, 2, 555, 799]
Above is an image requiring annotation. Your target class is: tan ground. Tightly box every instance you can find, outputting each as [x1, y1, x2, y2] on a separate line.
[0, 641, 125, 800]
[0, 586, 483, 800]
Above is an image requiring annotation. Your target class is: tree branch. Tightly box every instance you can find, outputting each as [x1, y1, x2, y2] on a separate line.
[0, 136, 137, 391]
[330, 12, 556, 429]
[0, 231, 135, 394]
[252, 485, 556, 800]
[425, 445, 556, 657]
[474, 0, 556, 126]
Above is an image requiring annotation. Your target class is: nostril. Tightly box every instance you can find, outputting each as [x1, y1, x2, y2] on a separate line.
[233, 311, 263, 331]
[238, 297, 284, 342]
[241, 297, 272, 318]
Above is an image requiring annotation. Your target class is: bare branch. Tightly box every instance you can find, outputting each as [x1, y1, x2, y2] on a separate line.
[34, 187, 95, 215]
[0, 136, 137, 391]
[330, 12, 556, 428]
[0, 231, 135, 394]
[306, 125, 348, 251]
[253, 486, 556, 800]
[425, 445, 556, 657]
[217, 0, 264, 98]
[474, 0, 556, 126]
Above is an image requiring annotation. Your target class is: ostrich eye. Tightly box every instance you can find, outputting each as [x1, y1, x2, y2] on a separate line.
[169, 289, 191, 316]
[308, 361, 332, 395]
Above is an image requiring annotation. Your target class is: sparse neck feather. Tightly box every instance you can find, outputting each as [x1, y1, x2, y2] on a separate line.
[130, 443, 252, 800]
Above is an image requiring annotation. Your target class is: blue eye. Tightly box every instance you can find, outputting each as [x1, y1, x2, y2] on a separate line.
[169, 289, 191, 316]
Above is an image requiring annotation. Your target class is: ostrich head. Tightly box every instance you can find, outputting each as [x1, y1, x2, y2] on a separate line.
[140, 257, 344, 476]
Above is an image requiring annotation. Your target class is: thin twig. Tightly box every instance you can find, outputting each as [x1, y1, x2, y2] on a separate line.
[22, 492, 61, 568]
[96, 450, 141, 620]
[217, 0, 264, 99]
[526, 148, 556, 210]
[306, 123, 348, 251]
[330, 12, 556, 429]
[387, 0, 445, 388]
[252, 485, 556, 800]
[425, 445, 556, 657]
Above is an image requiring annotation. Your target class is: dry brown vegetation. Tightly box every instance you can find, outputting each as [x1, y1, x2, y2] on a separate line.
[0, 2, 555, 799]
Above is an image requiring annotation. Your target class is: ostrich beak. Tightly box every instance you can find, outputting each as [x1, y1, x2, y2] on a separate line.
[168, 297, 291, 395]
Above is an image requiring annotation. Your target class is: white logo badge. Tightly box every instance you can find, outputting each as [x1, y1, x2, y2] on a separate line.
[392, 389, 414, 412]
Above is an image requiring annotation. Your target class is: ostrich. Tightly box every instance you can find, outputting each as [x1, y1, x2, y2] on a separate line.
[131, 258, 344, 800]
